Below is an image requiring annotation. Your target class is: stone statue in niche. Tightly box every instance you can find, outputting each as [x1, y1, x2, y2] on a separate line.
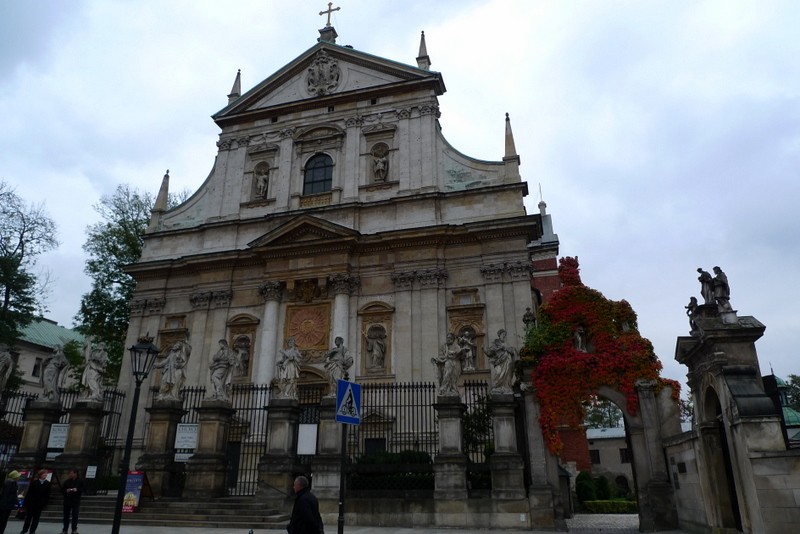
[371, 143, 389, 182]
[275, 337, 302, 399]
[307, 50, 340, 96]
[80, 337, 108, 402]
[324, 336, 353, 396]
[42, 345, 69, 403]
[154, 339, 191, 402]
[573, 326, 587, 352]
[432, 333, 469, 397]
[485, 329, 518, 394]
[458, 327, 477, 371]
[366, 325, 387, 369]
[254, 163, 269, 198]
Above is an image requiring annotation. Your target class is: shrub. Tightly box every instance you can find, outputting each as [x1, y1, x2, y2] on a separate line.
[575, 471, 596, 504]
[594, 475, 611, 500]
[583, 499, 638, 514]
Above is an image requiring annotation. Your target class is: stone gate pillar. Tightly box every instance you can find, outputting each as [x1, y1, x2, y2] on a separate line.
[183, 399, 235, 498]
[488, 392, 525, 499]
[257, 397, 301, 502]
[53, 400, 105, 474]
[310, 396, 343, 499]
[11, 400, 61, 469]
[433, 395, 467, 499]
[135, 399, 187, 498]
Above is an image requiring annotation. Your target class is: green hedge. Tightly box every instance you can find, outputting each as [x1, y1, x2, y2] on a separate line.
[583, 500, 638, 514]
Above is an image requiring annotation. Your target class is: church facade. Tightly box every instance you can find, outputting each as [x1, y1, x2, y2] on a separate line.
[123, 26, 556, 407]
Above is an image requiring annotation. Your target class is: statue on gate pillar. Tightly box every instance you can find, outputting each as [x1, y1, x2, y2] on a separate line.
[324, 336, 352, 396]
[42, 345, 69, 403]
[80, 338, 108, 402]
[275, 337, 302, 399]
[155, 339, 191, 402]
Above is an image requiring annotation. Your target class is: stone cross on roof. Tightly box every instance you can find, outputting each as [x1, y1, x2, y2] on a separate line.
[319, 2, 340, 27]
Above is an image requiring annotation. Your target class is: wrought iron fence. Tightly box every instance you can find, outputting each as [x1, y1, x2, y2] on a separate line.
[225, 383, 272, 496]
[463, 380, 493, 491]
[0, 391, 38, 472]
[347, 382, 438, 496]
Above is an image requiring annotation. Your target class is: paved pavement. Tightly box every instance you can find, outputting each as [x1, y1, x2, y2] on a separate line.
[24, 514, 690, 533]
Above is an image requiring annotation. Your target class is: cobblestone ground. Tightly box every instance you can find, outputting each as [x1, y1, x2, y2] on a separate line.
[566, 513, 640, 533]
[565, 514, 689, 533]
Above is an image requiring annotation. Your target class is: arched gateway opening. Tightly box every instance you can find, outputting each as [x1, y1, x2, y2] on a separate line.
[522, 258, 681, 531]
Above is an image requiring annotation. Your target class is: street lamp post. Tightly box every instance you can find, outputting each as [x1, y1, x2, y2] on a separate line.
[110, 335, 160, 534]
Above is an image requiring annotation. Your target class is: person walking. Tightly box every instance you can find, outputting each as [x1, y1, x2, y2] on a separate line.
[60, 469, 83, 534]
[20, 470, 50, 534]
[287, 476, 324, 534]
[0, 470, 21, 534]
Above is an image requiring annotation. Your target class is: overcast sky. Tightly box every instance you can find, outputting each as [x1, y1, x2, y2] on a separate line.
[2, 0, 798, 389]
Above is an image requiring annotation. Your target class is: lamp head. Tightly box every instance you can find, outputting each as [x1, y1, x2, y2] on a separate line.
[128, 333, 160, 384]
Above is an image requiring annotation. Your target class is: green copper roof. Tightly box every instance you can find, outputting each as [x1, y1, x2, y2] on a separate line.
[783, 406, 800, 426]
[19, 318, 84, 349]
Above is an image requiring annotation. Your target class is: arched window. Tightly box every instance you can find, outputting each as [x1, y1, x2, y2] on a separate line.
[303, 153, 333, 195]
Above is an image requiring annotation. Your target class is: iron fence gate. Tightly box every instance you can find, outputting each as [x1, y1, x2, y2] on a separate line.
[0, 391, 38, 472]
[346, 382, 438, 496]
[463, 380, 494, 491]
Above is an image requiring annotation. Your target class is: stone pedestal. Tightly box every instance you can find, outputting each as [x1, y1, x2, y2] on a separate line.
[10, 400, 61, 469]
[135, 399, 186, 498]
[183, 399, 235, 498]
[257, 397, 301, 501]
[488, 392, 525, 499]
[53, 400, 105, 474]
[433, 395, 467, 499]
[310, 396, 344, 499]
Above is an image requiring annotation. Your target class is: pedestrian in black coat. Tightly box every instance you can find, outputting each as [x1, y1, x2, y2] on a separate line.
[287, 476, 324, 534]
[61, 469, 84, 534]
[0, 470, 20, 534]
[20, 470, 50, 534]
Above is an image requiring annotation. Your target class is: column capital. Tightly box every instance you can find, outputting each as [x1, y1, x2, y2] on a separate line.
[259, 281, 283, 302]
[328, 273, 360, 295]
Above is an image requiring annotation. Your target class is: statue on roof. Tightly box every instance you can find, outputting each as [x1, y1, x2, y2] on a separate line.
[697, 268, 714, 305]
[713, 266, 733, 312]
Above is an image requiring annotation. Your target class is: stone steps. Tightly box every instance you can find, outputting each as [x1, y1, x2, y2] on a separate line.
[39, 494, 290, 529]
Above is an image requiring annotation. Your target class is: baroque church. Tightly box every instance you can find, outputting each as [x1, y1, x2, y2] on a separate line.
[124, 25, 558, 398]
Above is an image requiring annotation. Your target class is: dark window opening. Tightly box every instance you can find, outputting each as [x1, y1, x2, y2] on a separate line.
[589, 449, 601, 465]
[619, 448, 632, 464]
[303, 153, 333, 195]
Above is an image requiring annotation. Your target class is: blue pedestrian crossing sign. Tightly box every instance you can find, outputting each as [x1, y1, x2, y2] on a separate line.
[335, 379, 361, 425]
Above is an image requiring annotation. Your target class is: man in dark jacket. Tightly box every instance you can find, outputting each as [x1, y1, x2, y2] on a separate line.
[287, 476, 324, 534]
[60, 469, 84, 534]
[20, 469, 50, 534]
[0, 470, 21, 534]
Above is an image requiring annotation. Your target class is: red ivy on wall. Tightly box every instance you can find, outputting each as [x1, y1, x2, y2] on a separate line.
[522, 257, 679, 455]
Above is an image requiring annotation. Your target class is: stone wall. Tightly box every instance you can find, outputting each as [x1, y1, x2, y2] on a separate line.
[751, 450, 800, 534]
[663, 430, 707, 532]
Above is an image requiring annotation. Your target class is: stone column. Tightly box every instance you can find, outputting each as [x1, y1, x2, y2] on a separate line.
[309, 397, 342, 499]
[255, 281, 282, 385]
[257, 397, 301, 504]
[433, 395, 467, 499]
[11, 400, 61, 469]
[135, 399, 187, 498]
[518, 363, 563, 530]
[183, 399, 236, 498]
[488, 392, 525, 499]
[329, 274, 358, 346]
[53, 400, 105, 474]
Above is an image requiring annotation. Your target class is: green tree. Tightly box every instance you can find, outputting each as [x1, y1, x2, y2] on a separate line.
[583, 395, 623, 429]
[75, 184, 187, 383]
[0, 181, 58, 346]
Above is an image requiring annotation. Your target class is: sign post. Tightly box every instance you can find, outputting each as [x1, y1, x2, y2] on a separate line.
[334, 378, 361, 534]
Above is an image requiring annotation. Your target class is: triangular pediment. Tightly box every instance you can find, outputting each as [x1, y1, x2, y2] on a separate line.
[247, 215, 360, 249]
[214, 42, 444, 124]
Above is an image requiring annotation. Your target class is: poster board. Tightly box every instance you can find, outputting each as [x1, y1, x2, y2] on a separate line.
[46, 423, 69, 461]
[174, 423, 198, 463]
[121, 470, 154, 513]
